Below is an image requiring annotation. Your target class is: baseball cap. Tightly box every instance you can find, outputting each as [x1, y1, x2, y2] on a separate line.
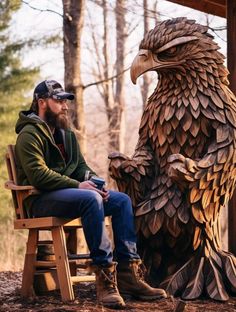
[33, 80, 75, 101]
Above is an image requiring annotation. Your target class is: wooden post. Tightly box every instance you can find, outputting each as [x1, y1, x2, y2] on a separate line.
[167, 0, 225, 18]
[227, 0, 236, 254]
[52, 226, 74, 301]
[21, 229, 38, 297]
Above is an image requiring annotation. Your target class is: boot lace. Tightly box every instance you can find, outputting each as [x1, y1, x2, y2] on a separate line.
[100, 269, 118, 292]
[135, 263, 147, 281]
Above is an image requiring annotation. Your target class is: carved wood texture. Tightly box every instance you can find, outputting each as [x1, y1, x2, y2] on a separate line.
[109, 17, 236, 301]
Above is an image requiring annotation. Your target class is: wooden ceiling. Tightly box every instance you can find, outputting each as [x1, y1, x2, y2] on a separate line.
[167, 0, 226, 18]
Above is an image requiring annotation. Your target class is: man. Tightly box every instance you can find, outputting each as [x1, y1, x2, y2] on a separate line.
[15, 80, 167, 308]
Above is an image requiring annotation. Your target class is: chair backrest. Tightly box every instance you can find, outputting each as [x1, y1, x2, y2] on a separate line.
[5, 144, 28, 219]
[6, 144, 18, 184]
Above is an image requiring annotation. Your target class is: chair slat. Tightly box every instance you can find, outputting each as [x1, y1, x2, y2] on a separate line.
[5, 151, 20, 217]
[7, 145, 18, 184]
[5, 145, 36, 218]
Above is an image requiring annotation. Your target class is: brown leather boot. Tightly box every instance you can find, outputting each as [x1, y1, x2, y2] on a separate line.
[117, 259, 167, 300]
[89, 262, 125, 308]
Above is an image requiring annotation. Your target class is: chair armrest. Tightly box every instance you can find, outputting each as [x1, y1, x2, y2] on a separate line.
[5, 180, 40, 195]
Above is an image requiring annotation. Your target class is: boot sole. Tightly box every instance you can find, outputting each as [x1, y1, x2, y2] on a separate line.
[120, 292, 167, 301]
[101, 302, 126, 309]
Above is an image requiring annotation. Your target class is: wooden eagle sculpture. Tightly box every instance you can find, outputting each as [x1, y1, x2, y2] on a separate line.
[109, 17, 236, 301]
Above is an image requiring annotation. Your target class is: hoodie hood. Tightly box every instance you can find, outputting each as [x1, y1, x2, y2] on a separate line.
[15, 110, 45, 134]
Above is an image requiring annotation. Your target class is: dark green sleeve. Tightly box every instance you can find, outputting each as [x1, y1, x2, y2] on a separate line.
[16, 132, 79, 190]
[70, 146, 97, 182]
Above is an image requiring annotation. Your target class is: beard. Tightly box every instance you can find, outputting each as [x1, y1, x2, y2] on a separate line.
[45, 104, 70, 130]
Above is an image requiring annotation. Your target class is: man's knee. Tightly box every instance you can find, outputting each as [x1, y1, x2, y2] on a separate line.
[114, 192, 133, 215]
[86, 190, 104, 210]
[118, 192, 132, 206]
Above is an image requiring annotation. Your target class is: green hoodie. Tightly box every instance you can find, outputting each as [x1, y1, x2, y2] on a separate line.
[15, 110, 96, 210]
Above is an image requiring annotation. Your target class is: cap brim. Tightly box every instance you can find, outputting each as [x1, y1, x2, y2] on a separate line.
[52, 92, 74, 100]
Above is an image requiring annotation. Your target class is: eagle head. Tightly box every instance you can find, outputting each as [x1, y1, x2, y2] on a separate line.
[131, 17, 226, 84]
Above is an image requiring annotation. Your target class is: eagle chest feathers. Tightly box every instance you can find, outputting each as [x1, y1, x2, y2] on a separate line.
[150, 88, 211, 162]
[139, 83, 212, 234]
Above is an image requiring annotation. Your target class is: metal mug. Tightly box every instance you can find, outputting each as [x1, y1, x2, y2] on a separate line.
[90, 176, 105, 190]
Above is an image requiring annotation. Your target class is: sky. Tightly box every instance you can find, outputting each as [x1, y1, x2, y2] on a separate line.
[11, 0, 227, 87]
[11, 0, 64, 81]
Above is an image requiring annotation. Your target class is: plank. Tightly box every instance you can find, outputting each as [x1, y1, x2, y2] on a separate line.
[167, 0, 225, 17]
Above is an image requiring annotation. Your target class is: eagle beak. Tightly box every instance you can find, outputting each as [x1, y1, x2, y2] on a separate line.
[130, 49, 160, 84]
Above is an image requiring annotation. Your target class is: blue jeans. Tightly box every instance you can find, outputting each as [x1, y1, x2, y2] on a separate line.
[31, 189, 140, 265]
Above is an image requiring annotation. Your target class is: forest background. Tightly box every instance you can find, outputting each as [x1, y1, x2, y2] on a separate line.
[0, 0, 226, 271]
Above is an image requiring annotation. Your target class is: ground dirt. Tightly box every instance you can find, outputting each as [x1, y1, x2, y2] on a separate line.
[1, 271, 236, 311]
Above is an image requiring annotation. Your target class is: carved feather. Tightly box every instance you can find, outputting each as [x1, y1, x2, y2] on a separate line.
[205, 258, 229, 301]
[165, 257, 194, 296]
[182, 257, 204, 299]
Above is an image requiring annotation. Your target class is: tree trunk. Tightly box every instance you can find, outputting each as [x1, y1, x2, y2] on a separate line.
[87, 0, 127, 154]
[99, 0, 126, 153]
[112, 0, 126, 153]
[141, 0, 150, 110]
[101, 0, 114, 151]
[140, 0, 160, 110]
[62, 0, 86, 154]
[62, 0, 87, 253]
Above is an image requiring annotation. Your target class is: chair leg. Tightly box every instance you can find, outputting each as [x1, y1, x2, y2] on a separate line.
[52, 226, 74, 301]
[21, 228, 38, 297]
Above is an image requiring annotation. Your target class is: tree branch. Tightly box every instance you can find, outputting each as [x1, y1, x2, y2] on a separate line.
[83, 66, 130, 89]
[21, 0, 63, 17]
[208, 26, 226, 42]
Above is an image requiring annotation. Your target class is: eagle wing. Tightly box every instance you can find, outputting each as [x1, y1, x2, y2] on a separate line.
[168, 86, 236, 253]
[109, 107, 156, 208]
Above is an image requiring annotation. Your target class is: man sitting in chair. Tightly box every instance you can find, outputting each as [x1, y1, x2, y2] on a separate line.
[15, 79, 167, 308]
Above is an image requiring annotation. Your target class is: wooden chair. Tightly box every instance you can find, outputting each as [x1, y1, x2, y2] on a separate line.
[5, 144, 108, 301]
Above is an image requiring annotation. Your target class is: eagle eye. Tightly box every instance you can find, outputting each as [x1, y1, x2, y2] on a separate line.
[154, 45, 179, 62]
[166, 46, 178, 55]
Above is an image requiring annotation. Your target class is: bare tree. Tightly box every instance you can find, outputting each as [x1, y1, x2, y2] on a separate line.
[140, 0, 150, 109]
[140, 0, 160, 109]
[101, 0, 115, 151]
[111, 0, 126, 153]
[99, 0, 127, 153]
[62, 0, 87, 253]
[86, 0, 127, 153]
[63, 0, 86, 153]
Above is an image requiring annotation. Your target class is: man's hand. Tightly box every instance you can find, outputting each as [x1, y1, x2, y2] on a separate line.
[78, 181, 110, 202]
[79, 180, 97, 190]
[102, 186, 110, 202]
